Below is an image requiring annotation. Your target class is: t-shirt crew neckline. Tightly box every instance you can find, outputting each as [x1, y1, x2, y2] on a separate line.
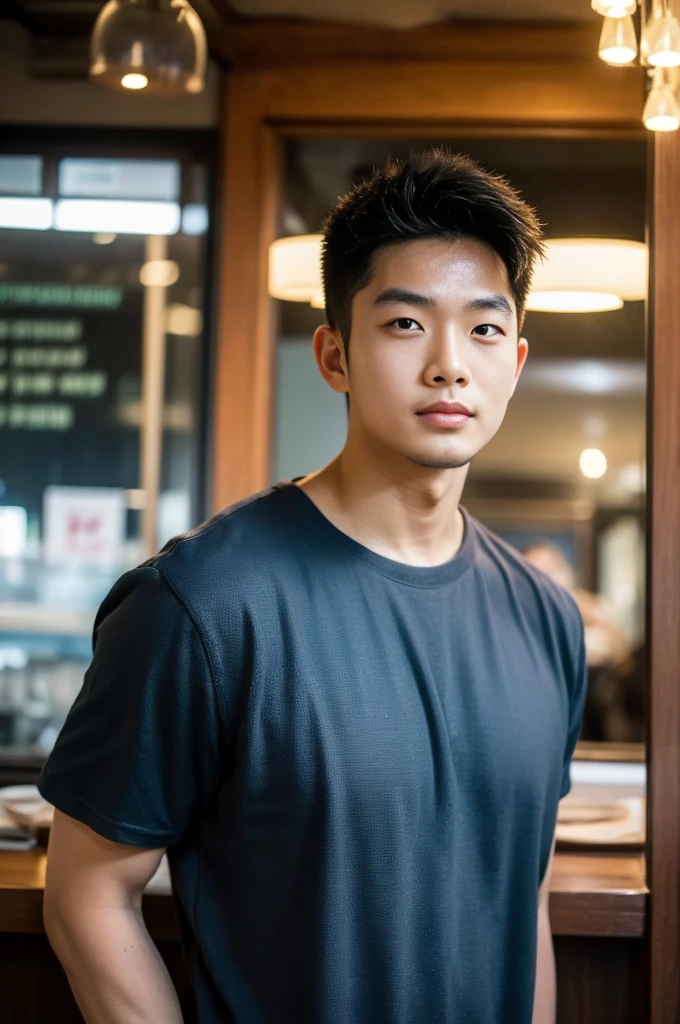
[277, 479, 476, 589]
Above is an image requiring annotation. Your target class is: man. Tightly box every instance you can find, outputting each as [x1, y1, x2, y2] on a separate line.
[39, 150, 586, 1024]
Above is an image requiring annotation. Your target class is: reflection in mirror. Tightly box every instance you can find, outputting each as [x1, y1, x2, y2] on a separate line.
[274, 136, 646, 752]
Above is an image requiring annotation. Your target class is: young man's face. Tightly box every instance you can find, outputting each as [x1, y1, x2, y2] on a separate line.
[325, 236, 528, 472]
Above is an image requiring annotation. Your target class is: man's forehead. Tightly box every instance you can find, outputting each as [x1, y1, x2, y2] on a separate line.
[362, 238, 515, 311]
[368, 237, 512, 289]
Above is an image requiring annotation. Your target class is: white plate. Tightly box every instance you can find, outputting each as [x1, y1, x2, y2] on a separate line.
[0, 785, 43, 807]
[556, 795, 645, 847]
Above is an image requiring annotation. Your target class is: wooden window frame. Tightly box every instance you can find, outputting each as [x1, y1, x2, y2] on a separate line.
[212, 27, 679, 1020]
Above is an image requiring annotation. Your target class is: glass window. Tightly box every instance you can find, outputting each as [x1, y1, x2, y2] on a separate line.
[0, 135, 213, 762]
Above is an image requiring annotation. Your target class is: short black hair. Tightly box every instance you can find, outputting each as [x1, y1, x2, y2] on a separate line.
[321, 148, 544, 348]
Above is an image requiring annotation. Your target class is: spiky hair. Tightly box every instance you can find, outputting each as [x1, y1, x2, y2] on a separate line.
[322, 148, 544, 345]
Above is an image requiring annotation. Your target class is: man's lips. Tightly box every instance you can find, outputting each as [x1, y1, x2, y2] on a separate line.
[417, 401, 474, 428]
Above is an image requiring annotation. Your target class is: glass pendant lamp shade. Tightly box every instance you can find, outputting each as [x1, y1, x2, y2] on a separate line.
[599, 14, 638, 63]
[90, 0, 207, 96]
[591, 0, 636, 16]
[643, 79, 680, 130]
[644, 11, 680, 68]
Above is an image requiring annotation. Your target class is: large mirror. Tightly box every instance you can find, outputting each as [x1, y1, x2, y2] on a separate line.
[273, 135, 647, 756]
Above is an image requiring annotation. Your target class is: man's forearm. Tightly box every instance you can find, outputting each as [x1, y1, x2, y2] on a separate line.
[533, 903, 556, 1024]
[45, 902, 183, 1024]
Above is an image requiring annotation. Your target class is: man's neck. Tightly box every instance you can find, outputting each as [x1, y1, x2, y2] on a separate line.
[296, 443, 469, 569]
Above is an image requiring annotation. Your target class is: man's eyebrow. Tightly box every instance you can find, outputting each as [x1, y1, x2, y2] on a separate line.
[372, 288, 436, 308]
[464, 294, 515, 317]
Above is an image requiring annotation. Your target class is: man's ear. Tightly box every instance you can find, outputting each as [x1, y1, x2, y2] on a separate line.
[510, 336, 529, 398]
[312, 324, 349, 396]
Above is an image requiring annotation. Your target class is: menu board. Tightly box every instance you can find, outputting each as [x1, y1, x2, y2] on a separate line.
[0, 282, 144, 519]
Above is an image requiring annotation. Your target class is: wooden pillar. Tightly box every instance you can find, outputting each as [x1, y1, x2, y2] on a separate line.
[647, 129, 680, 1023]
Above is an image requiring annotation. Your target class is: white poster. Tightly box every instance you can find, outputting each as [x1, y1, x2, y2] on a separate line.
[43, 486, 126, 567]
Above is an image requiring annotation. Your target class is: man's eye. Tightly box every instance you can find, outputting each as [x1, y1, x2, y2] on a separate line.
[473, 324, 502, 338]
[390, 318, 420, 331]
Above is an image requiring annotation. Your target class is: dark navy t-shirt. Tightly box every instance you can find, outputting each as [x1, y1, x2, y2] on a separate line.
[38, 482, 586, 1024]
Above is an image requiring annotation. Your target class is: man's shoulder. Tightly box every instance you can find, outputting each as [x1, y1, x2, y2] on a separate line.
[145, 484, 297, 601]
[467, 511, 583, 637]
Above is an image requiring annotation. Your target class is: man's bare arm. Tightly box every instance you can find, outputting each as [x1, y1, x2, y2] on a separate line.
[43, 809, 183, 1024]
[533, 838, 557, 1024]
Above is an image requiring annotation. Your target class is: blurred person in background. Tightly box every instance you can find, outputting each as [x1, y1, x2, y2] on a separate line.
[522, 543, 642, 742]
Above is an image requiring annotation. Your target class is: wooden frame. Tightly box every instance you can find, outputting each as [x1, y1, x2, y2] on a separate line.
[646, 131, 680, 1023]
[211, 20, 679, 1021]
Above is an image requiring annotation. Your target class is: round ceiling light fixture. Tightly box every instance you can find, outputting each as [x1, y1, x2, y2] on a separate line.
[90, 0, 207, 97]
[268, 234, 324, 304]
[525, 291, 624, 313]
[527, 238, 647, 314]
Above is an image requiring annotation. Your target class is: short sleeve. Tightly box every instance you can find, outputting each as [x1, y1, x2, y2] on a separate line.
[559, 612, 588, 799]
[37, 566, 224, 848]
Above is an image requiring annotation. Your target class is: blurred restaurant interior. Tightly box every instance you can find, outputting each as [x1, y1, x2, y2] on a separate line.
[1, 0, 680, 1021]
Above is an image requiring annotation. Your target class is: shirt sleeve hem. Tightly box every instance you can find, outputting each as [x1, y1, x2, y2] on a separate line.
[36, 776, 175, 849]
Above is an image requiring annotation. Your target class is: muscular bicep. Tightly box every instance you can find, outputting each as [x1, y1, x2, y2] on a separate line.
[44, 809, 165, 920]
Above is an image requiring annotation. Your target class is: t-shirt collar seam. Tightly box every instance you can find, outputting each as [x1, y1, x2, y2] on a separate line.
[294, 495, 476, 589]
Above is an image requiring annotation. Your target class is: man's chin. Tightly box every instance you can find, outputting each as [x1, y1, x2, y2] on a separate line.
[405, 451, 475, 471]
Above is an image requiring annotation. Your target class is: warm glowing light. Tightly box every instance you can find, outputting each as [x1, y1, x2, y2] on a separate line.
[528, 238, 647, 311]
[599, 14, 638, 64]
[643, 81, 680, 131]
[645, 13, 680, 67]
[0, 197, 53, 230]
[310, 288, 326, 309]
[268, 234, 323, 302]
[93, 232, 116, 244]
[89, 0, 206, 97]
[166, 303, 202, 336]
[592, 0, 635, 16]
[54, 199, 181, 235]
[526, 291, 624, 313]
[645, 111, 680, 131]
[580, 448, 608, 479]
[139, 260, 180, 287]
[121, 72, 148, 89]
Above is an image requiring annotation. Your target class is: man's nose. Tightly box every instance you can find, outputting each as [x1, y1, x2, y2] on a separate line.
[422, 329, 471, 387]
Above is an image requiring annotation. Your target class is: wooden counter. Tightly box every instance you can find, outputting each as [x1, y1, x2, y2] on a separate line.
[0, 845, 648, 939]
[0, 847, 648, 1024]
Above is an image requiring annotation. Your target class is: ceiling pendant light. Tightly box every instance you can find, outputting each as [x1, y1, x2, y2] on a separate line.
[643, 68, 680, 128]
[594, 0, 680, 132]
[90, 0, 207, 97]
[592, 0, 636, 15]
[644, 9, 680, 66]
[599, 14, 639, 63]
